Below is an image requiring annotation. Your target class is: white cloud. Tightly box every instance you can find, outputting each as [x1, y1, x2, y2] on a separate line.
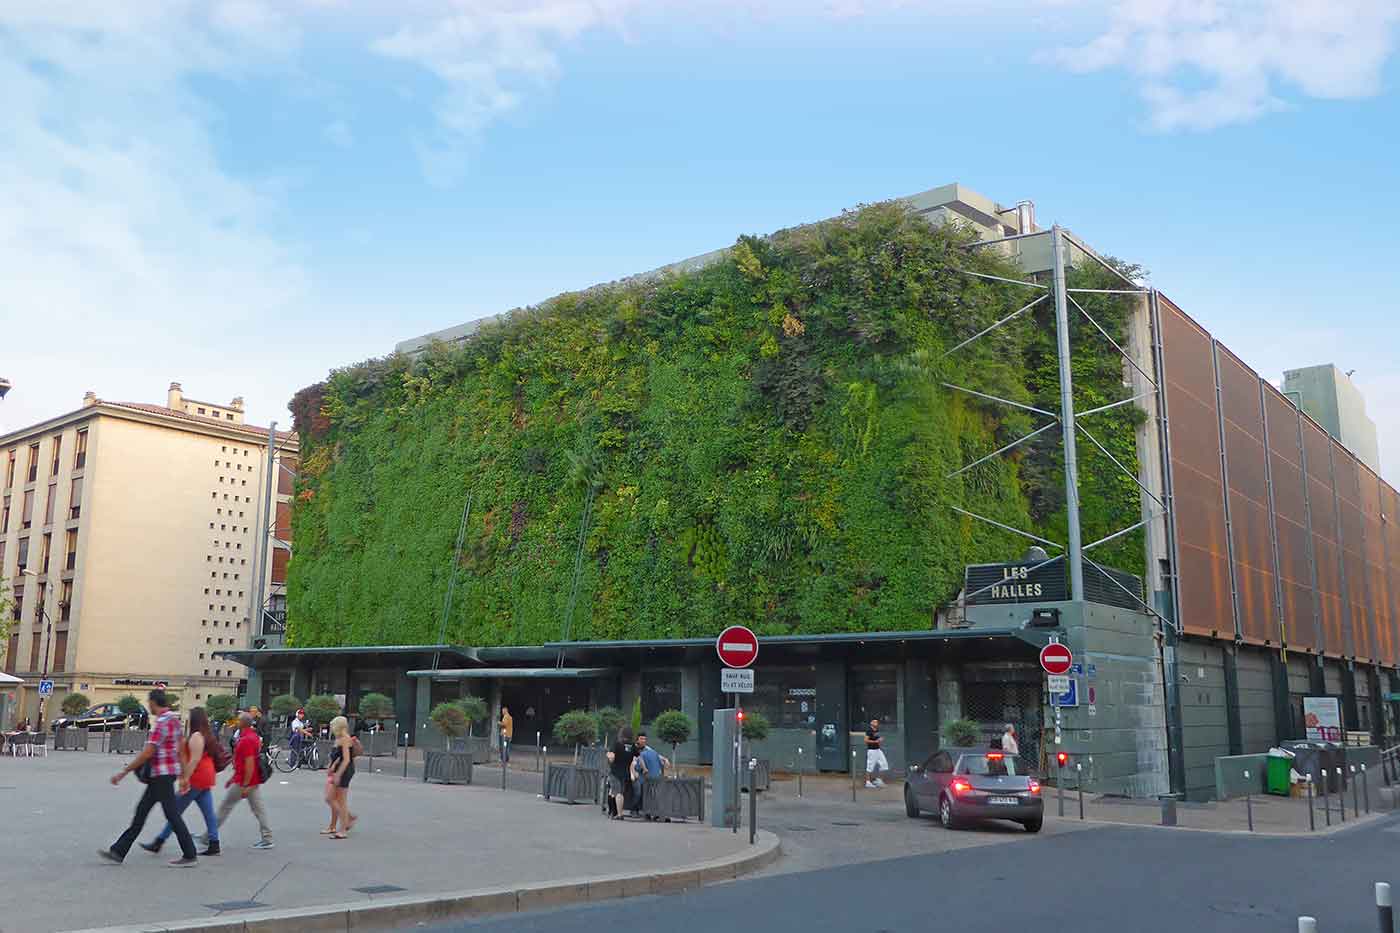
[1044, 0, 1400, 131]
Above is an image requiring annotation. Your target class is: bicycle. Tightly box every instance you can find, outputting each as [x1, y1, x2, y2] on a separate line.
[271, 740, 321, 773]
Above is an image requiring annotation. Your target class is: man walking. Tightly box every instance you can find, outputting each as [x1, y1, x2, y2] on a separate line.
[99, 689, 199, 867]
[864, 718, 888, 789]
[499, 705, 513, 769]
[1001, 723, 1019, 755]
[212, 711, 275, 849]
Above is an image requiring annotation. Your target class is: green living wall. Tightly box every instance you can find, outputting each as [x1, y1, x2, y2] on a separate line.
[287, 204, 1144, 647]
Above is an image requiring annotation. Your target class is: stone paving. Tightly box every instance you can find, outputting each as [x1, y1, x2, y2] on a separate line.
[0, 745, 752, 933]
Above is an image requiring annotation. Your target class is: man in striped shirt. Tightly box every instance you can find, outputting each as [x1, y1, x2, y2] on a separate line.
[99, 689, 199, 867]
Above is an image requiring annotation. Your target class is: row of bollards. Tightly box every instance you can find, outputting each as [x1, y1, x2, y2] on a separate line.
[1299, 881, 1392, 931]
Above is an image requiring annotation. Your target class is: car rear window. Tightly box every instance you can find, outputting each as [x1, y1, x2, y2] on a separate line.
[957, 754, 1026, 776]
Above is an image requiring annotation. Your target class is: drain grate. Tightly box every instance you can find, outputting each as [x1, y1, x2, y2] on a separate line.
[353, 884, 408, 895]
[830, 820, 862, 827]
[781, 825, 817, 832]
[205, 900, 267, 912]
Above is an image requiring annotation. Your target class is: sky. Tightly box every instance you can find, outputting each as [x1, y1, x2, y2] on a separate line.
[1, 0, 1398, 481]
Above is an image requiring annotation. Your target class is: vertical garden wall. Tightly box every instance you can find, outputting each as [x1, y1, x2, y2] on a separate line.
[286, 203, 1144, 647]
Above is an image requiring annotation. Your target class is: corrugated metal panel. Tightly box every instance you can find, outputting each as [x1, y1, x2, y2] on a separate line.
[1385, 485, 1400, 664]
[1264, 386, 1318, 653]
[1161, 299, 1233, 638]
[1360, 468, 1393, 666]
[1216, 347, 1278, 646]
[1334, 447, 1373, 660]
[1303, 421, 1346, 657]
[1236, 648, 1277, 753]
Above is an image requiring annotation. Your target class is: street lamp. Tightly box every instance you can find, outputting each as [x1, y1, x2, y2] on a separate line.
[20, 568, 54, 730]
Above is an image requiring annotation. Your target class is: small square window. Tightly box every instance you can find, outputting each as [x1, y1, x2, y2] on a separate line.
[203, 588, 209, 595]
[196, 693, 202, 700]
[211, 492, 217, 500]
[209, 604, 214, 611]
[221, 446, 226, 453]
[205, 637, 211, 644]
[204, 669, 209, 676]
[202, 620, 207, 626]
[206, 556, 211, 562]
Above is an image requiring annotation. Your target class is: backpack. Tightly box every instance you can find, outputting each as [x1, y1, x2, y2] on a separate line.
[210, 736, 233, 773]
[350, 736, 364, 759]
[257, 743, 273, 784]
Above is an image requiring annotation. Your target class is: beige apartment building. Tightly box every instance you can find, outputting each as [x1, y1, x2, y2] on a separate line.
[0, 383, 296, 727]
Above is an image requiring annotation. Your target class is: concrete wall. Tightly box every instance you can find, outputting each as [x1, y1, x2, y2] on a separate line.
[1178, 639, 1230, 800]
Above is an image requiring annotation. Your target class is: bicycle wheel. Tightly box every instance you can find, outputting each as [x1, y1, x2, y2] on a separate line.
[307, 743, 322, 770]
[273, 745, 296, 773]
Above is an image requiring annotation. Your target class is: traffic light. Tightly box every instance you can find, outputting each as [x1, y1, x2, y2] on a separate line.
[1056, 751, 1069, 768]
[736, 708, 745, 723]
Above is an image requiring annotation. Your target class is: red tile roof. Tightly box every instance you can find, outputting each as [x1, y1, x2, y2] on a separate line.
[105, 401, 297, 445]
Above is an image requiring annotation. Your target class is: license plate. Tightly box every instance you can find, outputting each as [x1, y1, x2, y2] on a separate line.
[989, 796, 1019, 805]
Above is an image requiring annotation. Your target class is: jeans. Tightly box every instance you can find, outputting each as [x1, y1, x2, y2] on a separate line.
[111, 775, 197, 860]
[215, 784, 273, 842]
[155, 786, 218, 844]
[500, 739, 510, 763]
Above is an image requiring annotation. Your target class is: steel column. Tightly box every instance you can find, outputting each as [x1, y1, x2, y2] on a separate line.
[1223, 646, 1243, 755]
[1259, 378, 1289, 654]
[1210, 341, 1244, 641]
[1290, 397, 1326, 655]
[1328, 443, 1355, 658]
[1051, 225, 1084, 600]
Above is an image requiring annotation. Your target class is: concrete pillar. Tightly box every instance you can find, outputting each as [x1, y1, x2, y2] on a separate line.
[414, 677, 433, 748]
[936, 663, 963, 730]
[244, 668, 263, 708]
[1223, 646, 1243, 756]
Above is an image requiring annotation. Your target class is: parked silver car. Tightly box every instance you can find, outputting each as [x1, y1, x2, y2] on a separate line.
[904, 746, 1043, 833]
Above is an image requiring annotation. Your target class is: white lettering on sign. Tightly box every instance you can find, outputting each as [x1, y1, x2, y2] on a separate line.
[720, 642, 755, 654]
[721, 668, 755, 694]
[1047, 675, 1071, 694]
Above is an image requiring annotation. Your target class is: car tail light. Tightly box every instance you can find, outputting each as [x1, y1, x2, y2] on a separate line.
[1028, 780, 1041, 795]
[951, 779, 972, 796]
[986, 752, 1004, 760]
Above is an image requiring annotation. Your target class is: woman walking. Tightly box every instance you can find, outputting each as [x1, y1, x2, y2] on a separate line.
[140, 706, 220, 857]
[321, 715, 357, 839]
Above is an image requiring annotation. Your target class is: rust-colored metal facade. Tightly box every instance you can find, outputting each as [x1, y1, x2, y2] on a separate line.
[1158, 294, 1400, 663]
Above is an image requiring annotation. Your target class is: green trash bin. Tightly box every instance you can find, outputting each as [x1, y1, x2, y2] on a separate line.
[1266, 754, 1292, 796]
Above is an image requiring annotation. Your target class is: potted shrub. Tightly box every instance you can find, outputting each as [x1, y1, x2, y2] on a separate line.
[357, 692, 397, 755]
[115, 694, 144, 724]
[60, 692, 90, 717]
[424, 701, 473, 785]
[942, 718, 981, 748]
[270, 693, 304, 725]
[652, 709, 694, 776]
[204, 695, 238, 737]
[593, 706, 625, 745]
[553, 709, 598, 762]
[546, 710, 600, 804]
[55, 692, 89, 749]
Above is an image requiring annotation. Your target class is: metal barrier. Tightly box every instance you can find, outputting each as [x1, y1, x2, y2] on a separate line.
[423, 749, 473, 785]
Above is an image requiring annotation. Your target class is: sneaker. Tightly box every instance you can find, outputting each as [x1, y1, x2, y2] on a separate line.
[138, 840, 163, 854]
[864, 781, 877, 789]
[168, 857, 198, 868]
[873, 778, 886, 788]
[251, 840, 276, 850]
[97, 848, 122, 864]
[200, 842, 221, 857]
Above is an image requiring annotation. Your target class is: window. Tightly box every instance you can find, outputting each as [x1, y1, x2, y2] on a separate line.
[64, 528, 77, 570]
[52, 631, 67, 672]
[226, 413, 234, 421]
[199, 653, 205, 659]
[197, 407, 206, 415]
[641, 671, 683, 722]
[39, 534, 51, 574]
[204, 669, 209, 676]
[29, 638, 40, 672]
[848, 666, 899, 729]
[60, 580, 72, 621]
[50, 436, 61, 476]
[202, 620, 207, 627]
[16, 537, 29, 572]
[44, 483, 56, 524]
[12, 591, 22, 622]
[68, 477, 82, 519]
[1, 496, 8, 533]
[26, 443, 39, 483]
[73, 430, 87, 470]
[4, 450, 14, 487]
[21, 489, 34, 528]
[209, 522, 215, 530]
[205, 637, 211, 644]
[745, 667, 818, 729]
[221, 446, 227, 453]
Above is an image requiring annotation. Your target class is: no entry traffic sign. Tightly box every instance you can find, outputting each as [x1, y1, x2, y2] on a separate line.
[716, 625, 759, 668]
[1040, 643, 1073, 676]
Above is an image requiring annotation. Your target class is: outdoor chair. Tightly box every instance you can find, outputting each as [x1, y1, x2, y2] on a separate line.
[28, 732, 47, 757]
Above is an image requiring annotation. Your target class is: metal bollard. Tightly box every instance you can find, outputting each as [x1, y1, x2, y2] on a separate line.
[1160, 795, 1177, 827]
[535, 732, 541, 774]
[1353, 766, 1360, 818]
[1306, 776, 1315, 832]
[1076, 763, 1084, 820]
[1298, 917, 1317, 933]
[852, 749, 858, 802]
[1058, 771, 1065, 818]
[542, 746, 549, 798]
[748, 758, 758, 845]
[1378, 882, 1393, 933]
[1322, 769, 1332, 827]
[1339, 769, 1347, 823]
[1243, 769, 1253, 832]
[403, 732, 409, 780]
[1363, 764, 1370, 814]
[796, 747, 803, 798]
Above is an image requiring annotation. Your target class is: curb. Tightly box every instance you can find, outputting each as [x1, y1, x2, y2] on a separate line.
[64, 831, 781, 933]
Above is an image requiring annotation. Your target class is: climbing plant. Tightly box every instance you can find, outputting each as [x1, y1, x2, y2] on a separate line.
[286, 203, 1145, 647]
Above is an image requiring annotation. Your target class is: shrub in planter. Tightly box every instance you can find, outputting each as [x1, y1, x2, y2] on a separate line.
[430, 702, 469, 748]
[630, 695, 643, 737]
[740, 710, 770, 742]
[61, 692, 90, 717]
[270, 693, 303, 721]
[204, 694, 238, 727]
[357, 692, 395, 726]
[593, 706, 625, 744]
[942, 718, 980, 747]
[652, 709, 693, 772]
[305, 694, 341, 731]
[116, 694, 144, 719]
[456, 695, 489, 734]
[553, 709, 597, 759]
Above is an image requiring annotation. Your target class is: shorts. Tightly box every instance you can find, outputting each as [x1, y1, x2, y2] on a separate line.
[608, 775, 627, 795]
[866, 749, 889, 773]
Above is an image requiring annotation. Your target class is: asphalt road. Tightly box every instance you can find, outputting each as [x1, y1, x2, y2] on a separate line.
[419, 813, 1400, 932]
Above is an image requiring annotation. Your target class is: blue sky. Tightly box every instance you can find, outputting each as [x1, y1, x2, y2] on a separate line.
[2, 1, 1398, 479]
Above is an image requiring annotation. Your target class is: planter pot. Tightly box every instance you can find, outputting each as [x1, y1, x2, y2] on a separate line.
[424, 749, 474, 785]
[55, 727, 88, 751]
[544, 763, 601, 804]
[641, 777, 705, 822]
[110, 729, 150, 754]
[577, 746, 607, 771]
[361, 731, 397, 757]
[740, 758, 771, 793]
[448, 736, 492, 764]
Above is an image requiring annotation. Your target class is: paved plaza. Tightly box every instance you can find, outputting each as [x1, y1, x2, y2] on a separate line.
[0, 747, 755, 933]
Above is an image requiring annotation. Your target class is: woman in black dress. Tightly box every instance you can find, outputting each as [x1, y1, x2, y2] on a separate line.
[323, 715, 357, 839]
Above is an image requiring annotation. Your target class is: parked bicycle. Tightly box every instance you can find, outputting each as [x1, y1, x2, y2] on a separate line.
[270, 740, 322, 773]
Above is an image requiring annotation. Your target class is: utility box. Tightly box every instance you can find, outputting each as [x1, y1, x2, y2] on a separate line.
[711, 707, 740, 829]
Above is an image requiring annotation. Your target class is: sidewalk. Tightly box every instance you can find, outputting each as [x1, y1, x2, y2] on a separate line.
[2, 749, 770, 933]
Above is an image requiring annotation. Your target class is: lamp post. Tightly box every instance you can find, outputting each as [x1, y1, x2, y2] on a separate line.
[21, 569, 54, 730]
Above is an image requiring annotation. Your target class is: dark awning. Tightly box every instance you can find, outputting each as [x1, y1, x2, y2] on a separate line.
[406, 667, 619, 680]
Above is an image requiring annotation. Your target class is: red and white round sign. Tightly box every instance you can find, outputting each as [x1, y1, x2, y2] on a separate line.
[716, 625, 759, 669]
[1039, 643, 1073, 676]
